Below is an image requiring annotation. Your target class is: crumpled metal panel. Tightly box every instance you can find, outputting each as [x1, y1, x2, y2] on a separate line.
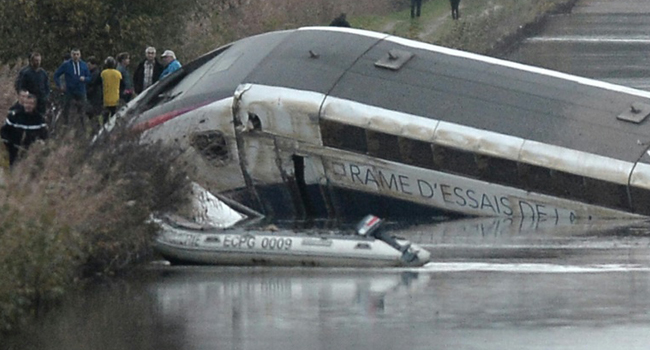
[234, 84, 324, 145]
[240, 135, 284, 185]
[141, 98, 247, 193]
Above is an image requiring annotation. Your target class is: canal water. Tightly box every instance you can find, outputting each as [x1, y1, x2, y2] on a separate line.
[6, 1, 650, 349]
[4, 218, 650, 350]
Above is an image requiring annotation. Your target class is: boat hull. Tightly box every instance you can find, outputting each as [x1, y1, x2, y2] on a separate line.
[154, 221, 431, 267]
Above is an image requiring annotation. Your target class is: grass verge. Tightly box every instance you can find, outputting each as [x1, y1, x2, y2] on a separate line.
[352, 0, 577, 55]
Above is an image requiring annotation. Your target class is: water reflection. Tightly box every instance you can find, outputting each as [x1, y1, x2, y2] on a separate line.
[392, 216, 650, 240]
[4, 217, 650, 350]
[153, 268, 429, 332]
[3, 268, 431, 350]
[6, 263, 650, 350]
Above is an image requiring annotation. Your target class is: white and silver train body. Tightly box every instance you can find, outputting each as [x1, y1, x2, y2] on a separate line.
[120, 27, 650, 221]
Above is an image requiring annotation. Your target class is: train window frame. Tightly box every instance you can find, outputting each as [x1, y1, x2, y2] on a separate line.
[398, 137, 435, 169]
[630, 186, 650, 215]
[433, 145, 480, 178]
[584, 177, 630, 211]
[318, 121, 634, 212]
[320, 120, 367, 154]
[366, 130, 400, 161]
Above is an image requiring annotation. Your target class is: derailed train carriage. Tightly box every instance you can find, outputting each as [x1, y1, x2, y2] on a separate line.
[118, 27, 650, 221]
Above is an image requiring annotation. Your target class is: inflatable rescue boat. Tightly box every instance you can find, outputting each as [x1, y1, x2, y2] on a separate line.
[154, 215, 431, 267]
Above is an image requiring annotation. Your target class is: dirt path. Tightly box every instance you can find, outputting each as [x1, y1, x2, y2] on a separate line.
[375, 1, 465, 42]
[417, 5, 456, 40]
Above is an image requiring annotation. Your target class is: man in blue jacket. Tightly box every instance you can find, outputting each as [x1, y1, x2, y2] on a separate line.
[54, 48, 91, 126]
[160, 50, 182, 80]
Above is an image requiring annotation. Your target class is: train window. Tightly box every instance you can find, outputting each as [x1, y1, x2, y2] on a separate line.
[207, 51, 242, 76]
[320, 120, 367, 154]
[398, 137, 435, 169]
[433, 145, 480, 178]
[366, 130, 400, 161]
[190, 130, 229, 166]
[138, 45, 233, 113]
[517, 163, 551, 194]
[549, 170, 586, 201]
[477, 156, 520, 186]
[517, 164, 630, 211]
[630, 186, 650, 215]
[584, 178, 630, 210]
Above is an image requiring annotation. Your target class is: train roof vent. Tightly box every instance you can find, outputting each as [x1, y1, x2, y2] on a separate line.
[375, 49, 414, 71]
[617, 102, 650, 124]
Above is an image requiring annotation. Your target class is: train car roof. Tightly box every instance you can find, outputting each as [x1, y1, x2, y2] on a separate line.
[132, 26, 650, 162]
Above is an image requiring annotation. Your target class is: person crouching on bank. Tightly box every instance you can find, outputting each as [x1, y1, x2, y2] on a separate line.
[1, 94, 48, 166]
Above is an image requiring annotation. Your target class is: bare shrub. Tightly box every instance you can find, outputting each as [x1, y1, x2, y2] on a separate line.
[0, 124, 190, 331]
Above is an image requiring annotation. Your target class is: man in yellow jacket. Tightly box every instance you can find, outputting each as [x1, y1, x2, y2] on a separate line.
[100, 56, 122, 125]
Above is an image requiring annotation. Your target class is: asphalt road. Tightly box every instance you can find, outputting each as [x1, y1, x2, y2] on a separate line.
[506, 0, 650, 90]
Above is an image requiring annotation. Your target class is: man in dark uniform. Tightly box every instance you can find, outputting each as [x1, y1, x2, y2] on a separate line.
[411, 0, 423, 18]
[1, 94, 48, 166]
[9, 89, 29, 113]
[451, 0, 461, 20]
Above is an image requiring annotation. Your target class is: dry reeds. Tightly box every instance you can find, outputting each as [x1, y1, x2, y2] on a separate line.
[0, 122, 190, 332]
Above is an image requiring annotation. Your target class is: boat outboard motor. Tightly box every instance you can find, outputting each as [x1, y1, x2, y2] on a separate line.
[356, 215, 419, 264]
[356, 214, 384, 237]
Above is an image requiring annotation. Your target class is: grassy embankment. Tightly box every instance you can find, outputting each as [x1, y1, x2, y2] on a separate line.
[352, 0, 577, 55]
[0, 0, 577, 336]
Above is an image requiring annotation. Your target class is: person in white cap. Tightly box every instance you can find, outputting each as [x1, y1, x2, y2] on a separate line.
[160, 50, 182, 79]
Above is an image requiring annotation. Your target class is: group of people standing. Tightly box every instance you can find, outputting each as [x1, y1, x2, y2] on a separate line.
[53, 47, 181, 127]
[1, 46, 182, 166]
